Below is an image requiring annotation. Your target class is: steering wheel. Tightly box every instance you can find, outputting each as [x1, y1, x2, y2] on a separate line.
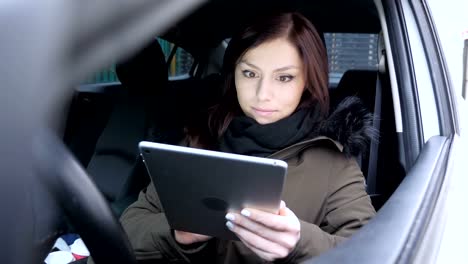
[0, 1, 204, 263]
[33, 131, 137, 264]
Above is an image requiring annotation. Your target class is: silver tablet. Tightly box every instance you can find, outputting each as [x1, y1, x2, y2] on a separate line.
[138, 141, 288, 240]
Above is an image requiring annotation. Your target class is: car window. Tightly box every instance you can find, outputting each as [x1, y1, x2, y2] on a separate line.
[81, 38, 194, 84]
[159, 39, 195, 80]
[324, 33, 379, 86]
[82, 64, 119, 84]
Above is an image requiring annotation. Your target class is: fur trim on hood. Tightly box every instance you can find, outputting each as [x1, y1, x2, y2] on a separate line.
[319, 96, 378, 157]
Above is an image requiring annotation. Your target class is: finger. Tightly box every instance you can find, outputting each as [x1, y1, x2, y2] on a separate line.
[279, 201, 287, 216]
[284, 206, 300, 221]
[227, 213, 298, 250]
[227, 221, 289, 259]
[283, 206, 301, 231]
[237, 235, 279, 261]
[239, 208, 297, 232]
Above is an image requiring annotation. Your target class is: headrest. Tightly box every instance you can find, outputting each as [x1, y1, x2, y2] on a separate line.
[330, 70, 378, 111]
[116, 39, 167, 96]
[338, 70, 377, 91]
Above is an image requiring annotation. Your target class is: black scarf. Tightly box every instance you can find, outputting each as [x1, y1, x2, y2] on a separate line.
[219, 105, 323, 157]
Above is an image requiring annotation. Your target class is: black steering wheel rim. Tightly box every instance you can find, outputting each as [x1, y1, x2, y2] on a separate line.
[0, 1, 205, 263]
[34, 131, 138, 264]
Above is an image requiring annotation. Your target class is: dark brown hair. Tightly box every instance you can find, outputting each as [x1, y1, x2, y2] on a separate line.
[188, 12, 329, 148]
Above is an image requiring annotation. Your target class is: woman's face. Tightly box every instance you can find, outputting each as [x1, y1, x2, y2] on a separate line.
[235, 38, 305, 125]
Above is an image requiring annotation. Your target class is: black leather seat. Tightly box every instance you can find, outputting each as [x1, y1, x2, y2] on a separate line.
[85, 40, 169, 215]
[329, 70, 377, 176]
[329, 70, 377, 113]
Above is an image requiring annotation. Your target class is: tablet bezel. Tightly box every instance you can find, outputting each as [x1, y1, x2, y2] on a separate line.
[138, 141, 288, 240]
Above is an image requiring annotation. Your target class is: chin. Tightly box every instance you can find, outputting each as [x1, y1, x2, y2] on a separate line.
[244, 110, 280, 125]
[253, 116, 277, 125]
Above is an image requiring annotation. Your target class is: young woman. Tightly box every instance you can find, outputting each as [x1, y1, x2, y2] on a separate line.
[119, 12, 376, 263]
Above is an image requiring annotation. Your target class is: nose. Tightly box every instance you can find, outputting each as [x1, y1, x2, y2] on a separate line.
[256, 78, 273, 102]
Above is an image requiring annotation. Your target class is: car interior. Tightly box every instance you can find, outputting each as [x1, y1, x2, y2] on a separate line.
[64, 0, 405, 216]
[51, 0, 412, 262]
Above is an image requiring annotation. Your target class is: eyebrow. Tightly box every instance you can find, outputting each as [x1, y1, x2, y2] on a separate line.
[239, 60, 299, 72]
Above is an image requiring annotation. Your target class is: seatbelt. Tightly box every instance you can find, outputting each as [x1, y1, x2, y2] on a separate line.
[366, 74, 382, 196]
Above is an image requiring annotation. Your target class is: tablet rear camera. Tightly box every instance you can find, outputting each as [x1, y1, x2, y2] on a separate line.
[202, 197, 228, 211]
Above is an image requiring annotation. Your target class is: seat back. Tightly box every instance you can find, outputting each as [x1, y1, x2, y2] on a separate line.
[329, 70, 377, 113]
[85, 40, 168, 209]
[330, 69, 405, 210]
[330, 70, 378, 177]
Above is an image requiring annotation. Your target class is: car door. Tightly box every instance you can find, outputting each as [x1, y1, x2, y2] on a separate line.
[418, 0, 468, 263]
[309, 0, 466, 263]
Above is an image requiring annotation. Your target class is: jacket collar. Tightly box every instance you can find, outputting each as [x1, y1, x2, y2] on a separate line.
[268, 136, 342, 160]
[269, 96, 376, 160]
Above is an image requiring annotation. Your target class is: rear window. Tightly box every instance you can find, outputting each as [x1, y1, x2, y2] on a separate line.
[82, 38, 194, 84]
[324, 33, 379, 85]
[159, 40, 194, 80]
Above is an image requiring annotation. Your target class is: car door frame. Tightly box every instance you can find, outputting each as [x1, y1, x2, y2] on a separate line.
[307, 0, 457, 262]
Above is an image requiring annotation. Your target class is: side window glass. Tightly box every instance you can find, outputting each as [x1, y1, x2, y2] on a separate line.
[82, 64, 118, 84]
[324, 33, 379, 86]
[159, 39, 195, 79]
[81, 38, 194, 85]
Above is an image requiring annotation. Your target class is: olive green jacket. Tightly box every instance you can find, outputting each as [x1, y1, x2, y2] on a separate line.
[118, 136, 376, 263]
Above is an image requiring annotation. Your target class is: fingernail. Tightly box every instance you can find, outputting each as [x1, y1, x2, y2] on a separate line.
[225, 213, 235, 221]
[226, 221, 234, 230]
[280, 200, 286, 208]
[241, 209, 251, 217]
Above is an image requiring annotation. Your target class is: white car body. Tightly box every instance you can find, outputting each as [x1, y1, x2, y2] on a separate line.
[424, 0, 468, 263]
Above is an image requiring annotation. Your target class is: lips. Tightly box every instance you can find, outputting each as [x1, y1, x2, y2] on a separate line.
[252, 107, 277, 116]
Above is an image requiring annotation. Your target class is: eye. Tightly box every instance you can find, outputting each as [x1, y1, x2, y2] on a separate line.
[278, 75, 294, 82]
[242, 70, 257, 78]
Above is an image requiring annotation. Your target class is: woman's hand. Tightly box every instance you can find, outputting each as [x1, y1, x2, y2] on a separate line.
[225, 201, 301, 261]
[174, 230, 212, 245]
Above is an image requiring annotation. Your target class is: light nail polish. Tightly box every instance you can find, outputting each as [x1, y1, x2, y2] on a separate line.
[226, 221, 234, 230]
[241, 209, 251, 217]
[225, 213, 235, 221]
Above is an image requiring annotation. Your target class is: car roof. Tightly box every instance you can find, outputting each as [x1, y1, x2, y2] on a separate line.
[161, 0, 381, 57]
